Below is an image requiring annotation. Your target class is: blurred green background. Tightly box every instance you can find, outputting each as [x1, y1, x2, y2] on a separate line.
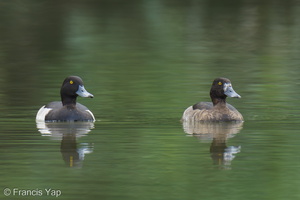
[0, 1, 300, 199]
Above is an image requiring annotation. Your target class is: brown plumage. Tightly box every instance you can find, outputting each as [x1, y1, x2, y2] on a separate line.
[181, 77, 243, 122]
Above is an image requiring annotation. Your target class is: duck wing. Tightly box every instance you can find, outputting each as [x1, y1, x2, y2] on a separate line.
[192, 102, 213, 110]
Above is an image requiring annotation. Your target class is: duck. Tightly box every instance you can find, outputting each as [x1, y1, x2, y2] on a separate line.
[36, 76, 95, 122]
[181, 77, 243, 122]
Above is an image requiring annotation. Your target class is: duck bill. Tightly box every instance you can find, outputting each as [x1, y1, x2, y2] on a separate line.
[224, 83, 241, 98]
[76, 85, 94, 98]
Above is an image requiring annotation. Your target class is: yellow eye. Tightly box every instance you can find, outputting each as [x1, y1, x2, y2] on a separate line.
[218, 81, 222, 86]
[70, 80, 74, 84]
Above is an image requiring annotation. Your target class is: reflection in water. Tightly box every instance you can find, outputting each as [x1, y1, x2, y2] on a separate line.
[182, 121, 243, 169]
[36, 122, 94, 168]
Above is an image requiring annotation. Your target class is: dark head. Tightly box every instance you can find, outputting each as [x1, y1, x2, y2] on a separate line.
[210, 77, 241, 105]
[60, 76, 94, 106]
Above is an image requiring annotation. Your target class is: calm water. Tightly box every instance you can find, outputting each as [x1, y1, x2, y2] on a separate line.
[1, 1, 300, 199]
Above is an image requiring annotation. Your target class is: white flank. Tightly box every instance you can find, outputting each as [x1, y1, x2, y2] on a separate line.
[36, 105, 52, 122]
[86, 110, 96, 122]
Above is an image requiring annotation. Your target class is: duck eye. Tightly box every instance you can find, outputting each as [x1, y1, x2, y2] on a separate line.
[218, 82, 222, 86]
[70, 80, 74, 84]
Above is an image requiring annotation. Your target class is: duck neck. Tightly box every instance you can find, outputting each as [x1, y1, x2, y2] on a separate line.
[210, 87, 227, 107]
[61, 95, 77, 106]
[211, 97, 227, 107]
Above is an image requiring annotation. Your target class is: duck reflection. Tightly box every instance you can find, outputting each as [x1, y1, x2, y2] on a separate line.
[182, 121, 243, 169]
[36, 122, 94, 168]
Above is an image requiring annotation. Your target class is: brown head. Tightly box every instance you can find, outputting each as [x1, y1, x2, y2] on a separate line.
[210, 77, 241, 105]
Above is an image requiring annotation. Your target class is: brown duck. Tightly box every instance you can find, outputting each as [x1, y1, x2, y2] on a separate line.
[181, 77, 243, 122]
